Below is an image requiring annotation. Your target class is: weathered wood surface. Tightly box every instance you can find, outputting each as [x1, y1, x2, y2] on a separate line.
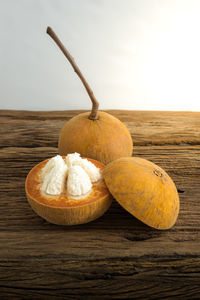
[0, 110, 200, 299]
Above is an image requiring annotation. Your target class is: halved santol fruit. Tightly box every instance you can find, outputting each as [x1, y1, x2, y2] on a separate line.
[103, 157, 179, 230]
[46, 27, 133, 165]
[25, 155, 112, 225]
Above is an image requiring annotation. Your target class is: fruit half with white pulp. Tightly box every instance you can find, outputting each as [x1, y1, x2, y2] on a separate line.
[25, 155, 112, 225]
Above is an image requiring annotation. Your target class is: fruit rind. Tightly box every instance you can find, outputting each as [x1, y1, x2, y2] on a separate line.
[26, 191, 112, 225]
[103, 157, 179, 230]
[58, 111, 133, 165]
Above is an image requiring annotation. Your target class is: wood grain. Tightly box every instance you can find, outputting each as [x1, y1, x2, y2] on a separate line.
[0, 110, 200, 299]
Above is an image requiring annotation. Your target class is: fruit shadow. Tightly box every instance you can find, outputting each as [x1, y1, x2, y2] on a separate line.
[48, 200, 165, 240]
[91, 200, 165, 240]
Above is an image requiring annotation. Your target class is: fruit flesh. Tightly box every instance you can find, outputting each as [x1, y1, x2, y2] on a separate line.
[58, 111, 133, 165]
[103, 157, 179, 230]
[25, 157, 112, 225]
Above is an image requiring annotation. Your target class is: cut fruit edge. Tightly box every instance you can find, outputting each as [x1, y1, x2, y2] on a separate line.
[25, 156, 112, 210]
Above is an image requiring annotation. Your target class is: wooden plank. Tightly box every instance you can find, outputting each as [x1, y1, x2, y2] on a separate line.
[0, 110, 200, 148]
[0, 110, 200, 299]
[0, 145, 199, 232]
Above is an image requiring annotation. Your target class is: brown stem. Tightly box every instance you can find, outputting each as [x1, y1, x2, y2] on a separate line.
[46, 26, 99, 120]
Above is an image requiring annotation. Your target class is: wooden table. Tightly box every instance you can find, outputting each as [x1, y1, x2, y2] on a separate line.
[0, 110, 200, 299]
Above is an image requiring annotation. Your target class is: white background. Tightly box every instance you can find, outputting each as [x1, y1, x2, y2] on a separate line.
[0, 0, 200, 111]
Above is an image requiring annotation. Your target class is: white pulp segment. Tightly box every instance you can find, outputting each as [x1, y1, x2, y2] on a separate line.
[67, 165, 92, 196]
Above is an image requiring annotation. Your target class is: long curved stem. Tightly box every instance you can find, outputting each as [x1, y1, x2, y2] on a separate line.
[46, 27, 99, 120]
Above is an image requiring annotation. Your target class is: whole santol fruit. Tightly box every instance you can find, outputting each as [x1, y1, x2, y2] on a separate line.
[103, 157, 179, 230]
[46, 27, 133, 165]
[25, 154, 112, 225]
